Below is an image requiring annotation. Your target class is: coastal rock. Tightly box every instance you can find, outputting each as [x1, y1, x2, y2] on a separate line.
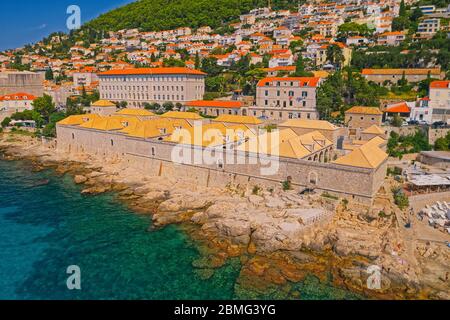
[202, 219, 251, 245]
[74, 175, 88, 184]
[264, 196, 286, 209]
[87, 171, 105, 178]
[191, 212, 208, 225]
[134, 186, 152, 196]
[81, 185, 110, 195]
[248, 195, 264, 206]
[143, 191, 167, 202]
[158, 195, 211, 213]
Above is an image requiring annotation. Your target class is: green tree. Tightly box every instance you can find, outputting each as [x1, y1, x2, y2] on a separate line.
[45, 68, 54, 80]
[162, 102, 174, 111]
[293, 55, 313, 77]
[326, 44, 344, 70]
[201, 57, 222, 77]
[194, 52, 201, 69]
[434, 137, 449, 151]
[1, 117, 11, 128]
[391, 114, 403, 127]
[32, 94, 56, 124]
[337, 22, 372, 38]
[434, 132, 450, 150]
[42, 112, 67, 137]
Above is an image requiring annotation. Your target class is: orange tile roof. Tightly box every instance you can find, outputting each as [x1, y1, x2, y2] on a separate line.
[257, 77, 320, 87]
[386, 102, 410, 113]
[430, 80, 450, 89]
[98, 67, 206, 76]
[0, 92, 36, 101]
[345, 106, 383, 115]
[379, 31, 405, 37]
[263, 66, 296, 72]
[186, 100, 243, 108]
[362, 68, 441, 75]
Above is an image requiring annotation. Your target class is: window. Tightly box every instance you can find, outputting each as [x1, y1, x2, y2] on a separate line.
[111, 139, 114, 146]
[265, 90, 268, 96]
[151, 147, 155, 156]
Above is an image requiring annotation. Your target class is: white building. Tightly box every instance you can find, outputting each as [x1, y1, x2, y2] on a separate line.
[429, 80, 450, 123]
[98, 67, 206, 108]
[0, 92, 36, 121]
[417, 18, 440, 36]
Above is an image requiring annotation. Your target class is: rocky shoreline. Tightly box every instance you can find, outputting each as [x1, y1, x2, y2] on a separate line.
[1, 133, 449, 300]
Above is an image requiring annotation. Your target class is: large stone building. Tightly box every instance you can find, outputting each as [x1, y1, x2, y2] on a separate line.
[98, 67, 206, 108]
[253, 77, 320, 121]
[56, 114, 388, 204]
[0, 70, 44, 97]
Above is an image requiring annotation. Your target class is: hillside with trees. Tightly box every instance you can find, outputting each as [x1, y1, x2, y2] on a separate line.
[85, 0, 301, 32]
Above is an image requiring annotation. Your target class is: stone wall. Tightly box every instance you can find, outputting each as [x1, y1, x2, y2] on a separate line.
[384, 126, 421, 138]
[428, 127, 450, 145]
[56, 124, 388, 204]
[345, 113, 382, 130]
[0, 72, 44, 97]
[409, 191, 450, 213]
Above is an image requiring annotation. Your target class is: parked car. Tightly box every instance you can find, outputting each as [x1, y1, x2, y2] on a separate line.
[408, 120, 419, 125]
[418, 120, 428, 125]
[432, 121, 446, 128]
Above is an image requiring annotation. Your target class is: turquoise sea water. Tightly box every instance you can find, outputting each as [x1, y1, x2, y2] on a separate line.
[0, 159, 360, 300]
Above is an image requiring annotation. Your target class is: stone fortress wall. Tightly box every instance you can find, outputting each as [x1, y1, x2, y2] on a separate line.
[0, 71, 44, 96]
[57, 124, 387, 204]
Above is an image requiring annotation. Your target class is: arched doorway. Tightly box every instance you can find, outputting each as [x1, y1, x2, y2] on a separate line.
[308, 171, 318, 186]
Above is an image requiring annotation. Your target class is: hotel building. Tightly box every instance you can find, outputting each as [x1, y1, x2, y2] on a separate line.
[98, 67, 206, 108]
[252, 77, 320, 120]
